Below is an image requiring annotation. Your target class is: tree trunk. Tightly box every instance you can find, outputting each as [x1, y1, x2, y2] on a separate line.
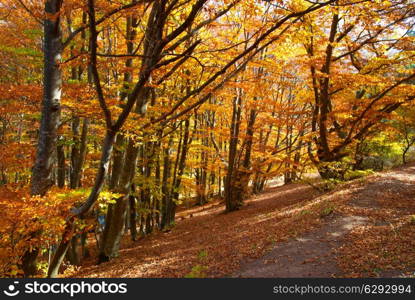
[161, 135, 174, 229]
[171, 119, 191, 216]
[48, 130, 116, 275]
[31, 0, 63, 196]
[24, 0, 63, 277]
[70, 117, 81, 188]
[47, 220, 74, 278]
[225, 94, 243, 212]
[57, 137, 65, 188]
[403, 147, 409, 164]
[99, 137, 139, 262]
[129, 191, 138, 241]
[109, 134, 125, 190]
[71, 118, 89, 188]
[237, 108, 257, 195]
[65, 235, 80, 266]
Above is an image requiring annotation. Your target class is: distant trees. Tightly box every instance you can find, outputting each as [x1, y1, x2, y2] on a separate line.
[390, 108, 415, 164]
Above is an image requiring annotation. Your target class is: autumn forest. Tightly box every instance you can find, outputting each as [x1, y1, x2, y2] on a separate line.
[1, 0, 415, 279]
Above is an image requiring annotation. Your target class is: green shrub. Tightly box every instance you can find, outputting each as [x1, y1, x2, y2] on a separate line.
[344, 169, 374, 180]
[198, 249, 208, 260]
[184, 265, 208, 278]
[302, 177, 343, 192]
[320, 204, 335, 218]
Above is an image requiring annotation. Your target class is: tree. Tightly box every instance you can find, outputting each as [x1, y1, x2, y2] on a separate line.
[301, 0, 415, 178]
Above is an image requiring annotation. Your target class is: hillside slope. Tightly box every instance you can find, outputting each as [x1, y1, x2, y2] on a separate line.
[67, 164, 415, 278]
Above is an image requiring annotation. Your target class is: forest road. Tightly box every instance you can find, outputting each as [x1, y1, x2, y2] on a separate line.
[234, 165, 415, 278]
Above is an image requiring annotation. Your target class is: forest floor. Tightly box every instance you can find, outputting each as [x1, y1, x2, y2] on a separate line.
[66, 164, 415, 278]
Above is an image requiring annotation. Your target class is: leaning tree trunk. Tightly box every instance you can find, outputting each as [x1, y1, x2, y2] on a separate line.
[48, 130, 116, 277]
[23, 0, 63, 277]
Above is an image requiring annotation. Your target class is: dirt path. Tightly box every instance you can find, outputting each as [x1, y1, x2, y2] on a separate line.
[234, 164, 415, 278]
[67, 165, 415, 278]
[234, 215, 368, 277]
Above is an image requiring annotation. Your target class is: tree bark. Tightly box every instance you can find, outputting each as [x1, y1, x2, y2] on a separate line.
[161, 135, 174, 229]
[71, 118, 89, 188]
[24, 0, 63, 277]
[57, 137, 65, 188]
[225, 93, 242, 212]
[31, 0, 63, 196]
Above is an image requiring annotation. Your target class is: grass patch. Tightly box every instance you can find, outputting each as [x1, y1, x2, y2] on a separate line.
[184, 265, 208, 278]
